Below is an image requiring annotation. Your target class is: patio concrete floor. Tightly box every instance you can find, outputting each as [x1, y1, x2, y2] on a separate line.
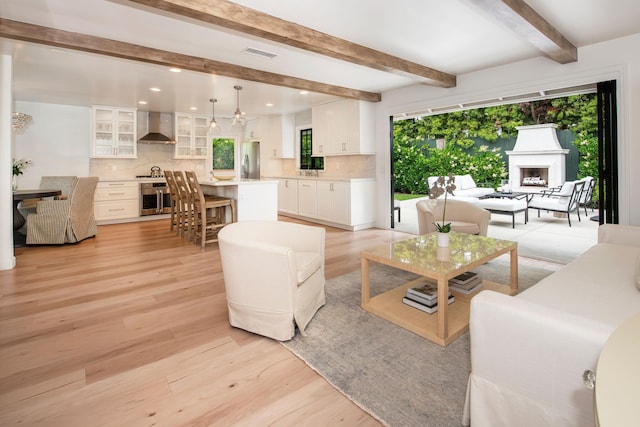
[392, 196, 599, 265]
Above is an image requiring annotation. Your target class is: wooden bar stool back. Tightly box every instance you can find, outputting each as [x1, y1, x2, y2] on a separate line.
[172, 171, 193, 238]
[164, 171, 179, 233]
[184, 171, 235, 247]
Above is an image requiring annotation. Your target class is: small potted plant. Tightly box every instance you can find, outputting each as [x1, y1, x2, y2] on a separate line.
[12, 157, 31, 191]
[428, 174, 456, 247]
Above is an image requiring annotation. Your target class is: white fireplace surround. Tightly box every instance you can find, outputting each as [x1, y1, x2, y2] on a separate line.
[506, 124, 570, 189]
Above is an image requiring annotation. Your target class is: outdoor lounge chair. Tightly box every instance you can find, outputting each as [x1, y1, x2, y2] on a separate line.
[527, 180, 586, 227]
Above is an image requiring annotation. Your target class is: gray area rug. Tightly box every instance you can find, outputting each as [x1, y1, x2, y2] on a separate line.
[282, 260, 556, 427]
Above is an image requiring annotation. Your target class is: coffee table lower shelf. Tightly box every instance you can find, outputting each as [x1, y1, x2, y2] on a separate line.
[362, 277, 516, 346]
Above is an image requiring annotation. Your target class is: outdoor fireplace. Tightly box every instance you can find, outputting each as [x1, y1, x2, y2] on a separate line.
[506, 124, 569, 189]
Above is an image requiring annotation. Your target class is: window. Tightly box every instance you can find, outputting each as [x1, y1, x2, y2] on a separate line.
[212, 138, 235, 170]
[299, 128, 324, 170]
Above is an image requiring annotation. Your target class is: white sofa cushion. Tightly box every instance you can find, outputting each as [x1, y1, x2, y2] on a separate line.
[518, 243, 640, 326]
[457, 174, 476, 190]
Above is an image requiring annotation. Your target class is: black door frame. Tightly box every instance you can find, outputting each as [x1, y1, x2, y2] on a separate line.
[597, 80, 619, 225]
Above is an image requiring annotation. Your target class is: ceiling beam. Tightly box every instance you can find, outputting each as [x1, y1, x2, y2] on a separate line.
[125, 0, 457, 88]
[0, 18, 381, 102]
[468, 0, 577, 63]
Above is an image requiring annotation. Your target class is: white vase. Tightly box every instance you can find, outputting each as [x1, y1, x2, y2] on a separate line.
[12, 175, 18, 191]
[437, 231, 450, 247]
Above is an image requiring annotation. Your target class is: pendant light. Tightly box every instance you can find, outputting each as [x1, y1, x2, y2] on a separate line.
[232, 85, 245, 126]
[209, 98, 218, 131]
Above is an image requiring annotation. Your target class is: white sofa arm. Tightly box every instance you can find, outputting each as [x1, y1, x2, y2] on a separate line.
[465, 290, 614, 427]
[598, 224, 640, 247]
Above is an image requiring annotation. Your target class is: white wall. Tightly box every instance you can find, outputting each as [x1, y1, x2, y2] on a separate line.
[14, 101, 90, 189]
[375, 33, 640, 228]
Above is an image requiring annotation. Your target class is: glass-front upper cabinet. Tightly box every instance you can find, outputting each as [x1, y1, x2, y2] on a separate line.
[174, 114, 209, 159]
[91, 106, 137, 158]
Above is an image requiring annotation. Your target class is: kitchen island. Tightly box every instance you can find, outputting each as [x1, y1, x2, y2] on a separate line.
[199, 178, 278, 222]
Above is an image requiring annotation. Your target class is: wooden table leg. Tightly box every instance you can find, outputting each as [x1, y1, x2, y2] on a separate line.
[361, 256, 371, 307]
[437, 278, 449, 339]
[510, 245, 519, 294]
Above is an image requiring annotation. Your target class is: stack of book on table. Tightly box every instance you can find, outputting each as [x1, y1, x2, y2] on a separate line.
[402, 281, 454, 314]
[448, 271, 483, 294]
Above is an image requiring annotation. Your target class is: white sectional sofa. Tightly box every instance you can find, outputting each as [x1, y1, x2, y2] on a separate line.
[427, 174, 494, 199]
[463, 224, 640, 427]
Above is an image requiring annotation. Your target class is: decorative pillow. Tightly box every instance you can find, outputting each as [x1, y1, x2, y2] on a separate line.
[458, 174, 476, 190]
[635, 254, 640, 291]
[558, 181, 575, 196]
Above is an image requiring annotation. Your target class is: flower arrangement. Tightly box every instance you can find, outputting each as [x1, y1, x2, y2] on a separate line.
[12, 157, 32, 176]
[428, 174, 456, 233]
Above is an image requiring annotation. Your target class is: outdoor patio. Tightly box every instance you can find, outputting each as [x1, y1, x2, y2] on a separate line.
[393, 196, 599, 265]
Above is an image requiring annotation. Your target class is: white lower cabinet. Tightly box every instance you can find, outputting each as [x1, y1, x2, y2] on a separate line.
[278, 178, 298, 214]
[297, 180, 317, 218]
[277, 177, 375, 230]
[316, 181, 349, 224]
[94, 181, 139, 221]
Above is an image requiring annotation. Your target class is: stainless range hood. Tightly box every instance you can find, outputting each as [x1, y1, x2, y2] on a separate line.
[138, 112, 175, 144]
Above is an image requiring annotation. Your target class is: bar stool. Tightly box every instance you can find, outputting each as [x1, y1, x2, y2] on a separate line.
[184, 170, 235, 247]
[164, 171, 179, 233]
[172, 171, 194, 239]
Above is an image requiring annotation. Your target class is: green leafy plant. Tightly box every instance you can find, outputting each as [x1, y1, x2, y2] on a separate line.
[428, 174, 456, 233]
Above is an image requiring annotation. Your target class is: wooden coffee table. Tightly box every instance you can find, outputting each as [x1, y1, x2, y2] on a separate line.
[361, 232, 518, 346]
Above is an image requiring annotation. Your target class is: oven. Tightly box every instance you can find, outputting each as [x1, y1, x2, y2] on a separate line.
[140, 182, 171, 216]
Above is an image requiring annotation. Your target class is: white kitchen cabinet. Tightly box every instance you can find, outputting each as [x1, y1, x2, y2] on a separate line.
[316, 180, 350, 224]
[278, 178, 298, 214]
[297, 179, 317, 218]
[244, 118, 263, 140]
[94, 181, 139, 221]
[312, 99, 375, 156]
[91, 106, 137, 158]
[174, 113, 209, 159]
[264, 114, 295, 158]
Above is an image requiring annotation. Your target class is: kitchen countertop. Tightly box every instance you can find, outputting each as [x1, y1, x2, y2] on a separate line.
[266, 175, 375, 182]
[98, 177, 278, 185]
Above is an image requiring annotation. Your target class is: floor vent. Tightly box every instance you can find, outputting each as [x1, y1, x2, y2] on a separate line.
[242, 47, 277, 59]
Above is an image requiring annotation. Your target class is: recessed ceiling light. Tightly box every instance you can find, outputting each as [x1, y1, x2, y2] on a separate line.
[299, 91, 309, 95]
[190, 106, 198, 111]
[169, 68, 182, 73]
[149, 87, 161, 92]
[138, 101, 148, 105]
[266, 103, 274, 107]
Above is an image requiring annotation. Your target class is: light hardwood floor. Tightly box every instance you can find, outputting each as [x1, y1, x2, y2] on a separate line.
[0, 217, 414, 426]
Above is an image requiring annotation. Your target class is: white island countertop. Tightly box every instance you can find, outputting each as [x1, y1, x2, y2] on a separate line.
[198, 178, 278, 187]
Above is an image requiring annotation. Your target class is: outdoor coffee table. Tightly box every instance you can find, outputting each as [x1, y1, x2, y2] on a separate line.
[361, 232, 518, 346]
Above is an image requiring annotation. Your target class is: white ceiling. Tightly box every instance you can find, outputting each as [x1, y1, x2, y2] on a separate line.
[2, 0, 639, 119]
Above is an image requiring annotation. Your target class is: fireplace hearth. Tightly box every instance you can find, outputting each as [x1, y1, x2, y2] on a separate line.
[520, 167, 549, 186]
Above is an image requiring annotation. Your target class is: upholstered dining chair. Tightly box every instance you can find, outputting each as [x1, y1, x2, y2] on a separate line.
[184, 171, 235, 247]
[18, 175, 79, 233]
[26, 176, 99, 245]
[416, 199, 491, 236]
[218, 220, 326, 341]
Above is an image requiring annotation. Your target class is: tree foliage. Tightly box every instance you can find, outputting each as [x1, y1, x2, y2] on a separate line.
[393, 94, 598, 196]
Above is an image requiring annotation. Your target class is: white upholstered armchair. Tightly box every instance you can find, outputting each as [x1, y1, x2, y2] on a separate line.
[217, 221, 326, 341]
[416, 199, 491, 236]
[26, 177, 99, 245]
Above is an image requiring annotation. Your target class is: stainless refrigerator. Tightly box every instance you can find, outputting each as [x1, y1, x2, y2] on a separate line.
[241, 140, 260, 179]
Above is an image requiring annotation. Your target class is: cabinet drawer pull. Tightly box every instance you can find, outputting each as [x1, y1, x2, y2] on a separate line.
[108, 192, 126, 196]
[109, 208, 125, 212]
